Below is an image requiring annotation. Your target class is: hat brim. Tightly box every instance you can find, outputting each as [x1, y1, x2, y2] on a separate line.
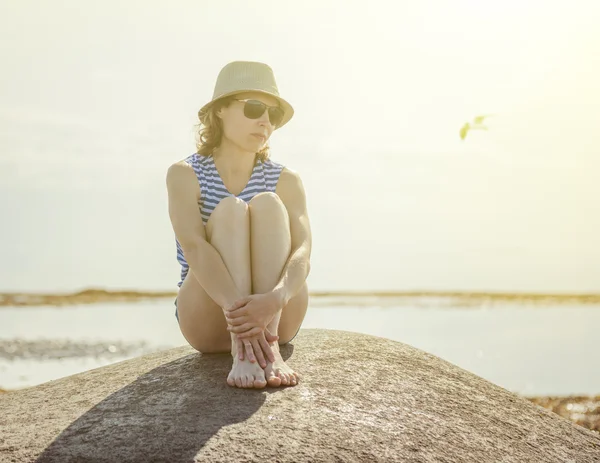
[198, 90, 294, 130]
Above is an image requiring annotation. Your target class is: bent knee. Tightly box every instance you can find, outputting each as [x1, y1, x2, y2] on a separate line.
[213, 195, 248, 215]
[248, 192, 283, 209]
[207, 196, 249, 236]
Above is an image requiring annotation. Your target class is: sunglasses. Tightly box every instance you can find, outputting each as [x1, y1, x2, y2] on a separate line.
[232, 98, 284, 127]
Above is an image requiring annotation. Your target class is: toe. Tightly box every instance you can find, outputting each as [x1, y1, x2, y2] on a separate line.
[279, 372, 289, 385]
[235, 377, 242, 388]
[266, 371, 281, 387]
[227, 375, 235, 387]
[254, 376, 267, 388]
[245, 375, 254, 388]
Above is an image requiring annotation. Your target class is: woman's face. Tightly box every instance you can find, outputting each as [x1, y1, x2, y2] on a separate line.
[217, 91, 280, 152]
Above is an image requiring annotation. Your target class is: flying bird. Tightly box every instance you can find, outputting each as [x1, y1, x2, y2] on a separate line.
[459, 114, 496, 140]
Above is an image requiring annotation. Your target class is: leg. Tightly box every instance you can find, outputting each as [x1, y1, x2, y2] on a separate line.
[249, 192, 309, 387]
[175, 196, 267, 389]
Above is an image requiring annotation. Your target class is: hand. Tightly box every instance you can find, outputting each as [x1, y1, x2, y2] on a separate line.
[225, 291, 284, 339]
[236, 328, 279, 368]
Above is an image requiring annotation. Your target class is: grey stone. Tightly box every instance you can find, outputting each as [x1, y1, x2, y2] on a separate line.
[0, 329, 598, 462]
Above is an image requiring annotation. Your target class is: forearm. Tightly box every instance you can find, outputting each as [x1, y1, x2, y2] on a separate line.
[272, 245, 311, 306]
[183, 240, 245, 312]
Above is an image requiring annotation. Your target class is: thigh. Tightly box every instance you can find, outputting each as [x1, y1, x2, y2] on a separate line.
[176, 269, 231, 353]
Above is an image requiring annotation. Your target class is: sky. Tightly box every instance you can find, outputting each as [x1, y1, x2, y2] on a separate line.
[0, 0, 599, 293]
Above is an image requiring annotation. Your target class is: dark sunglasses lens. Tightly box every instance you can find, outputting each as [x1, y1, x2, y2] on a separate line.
[243, 100, 265, 119]
[244, 100, 283, 126]
[268, 108, 284, 126]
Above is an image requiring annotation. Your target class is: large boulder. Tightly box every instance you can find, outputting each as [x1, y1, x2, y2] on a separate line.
[1, 329, 598, 462]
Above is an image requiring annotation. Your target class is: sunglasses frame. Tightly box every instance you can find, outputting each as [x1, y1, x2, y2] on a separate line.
[232, 98, 284, 127]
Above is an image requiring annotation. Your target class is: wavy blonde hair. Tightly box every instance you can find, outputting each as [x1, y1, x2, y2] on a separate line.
[194, 95, 271, 163]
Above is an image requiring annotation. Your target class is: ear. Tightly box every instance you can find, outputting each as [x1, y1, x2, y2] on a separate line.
[214, 102, 227, 119]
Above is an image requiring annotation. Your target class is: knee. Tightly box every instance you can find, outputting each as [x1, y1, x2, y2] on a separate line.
[249, 192, 284, 211]
[215, 195, 248, 214]
[208, 196, 249, 229]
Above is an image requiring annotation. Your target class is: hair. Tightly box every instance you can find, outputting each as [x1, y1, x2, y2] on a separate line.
[194, 95, 271, 163]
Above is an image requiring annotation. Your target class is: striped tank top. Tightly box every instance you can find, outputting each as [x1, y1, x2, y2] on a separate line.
[175, 152, 286, 288]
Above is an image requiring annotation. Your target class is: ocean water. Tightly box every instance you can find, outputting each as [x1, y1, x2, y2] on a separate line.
[1, 297, 598, 397]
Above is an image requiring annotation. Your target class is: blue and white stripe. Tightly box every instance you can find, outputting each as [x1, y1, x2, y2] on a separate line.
[175, 152, 285, 288]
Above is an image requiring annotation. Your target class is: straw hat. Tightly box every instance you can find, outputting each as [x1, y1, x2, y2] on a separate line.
[198, 61, 294, 129]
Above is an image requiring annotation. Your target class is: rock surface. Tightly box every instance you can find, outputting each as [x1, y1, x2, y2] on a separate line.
[1, 329, 598, 462]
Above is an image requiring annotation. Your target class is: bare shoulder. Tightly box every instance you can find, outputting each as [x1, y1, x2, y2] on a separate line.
[166, 158, 194, 179]
[276, 166, 307, 212]
[165, 159, 205, 249]
[165, 160, 200, 200]
[276, 166, 305, 193]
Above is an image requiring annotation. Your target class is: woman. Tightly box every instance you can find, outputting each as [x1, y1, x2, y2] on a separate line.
[166, 61, 312, 389]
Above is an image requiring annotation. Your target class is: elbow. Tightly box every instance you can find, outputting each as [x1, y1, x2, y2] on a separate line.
[180, 239, 203, 262]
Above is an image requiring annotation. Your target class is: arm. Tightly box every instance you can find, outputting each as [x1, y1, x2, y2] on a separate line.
[272, 168, 312, 306]
[166, 162, 243, 312]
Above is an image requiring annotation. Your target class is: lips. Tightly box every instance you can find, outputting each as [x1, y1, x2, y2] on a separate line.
[251, 134, 266, 141]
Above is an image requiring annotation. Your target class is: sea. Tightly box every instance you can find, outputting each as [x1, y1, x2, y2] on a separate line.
[1, 295, 598, 397]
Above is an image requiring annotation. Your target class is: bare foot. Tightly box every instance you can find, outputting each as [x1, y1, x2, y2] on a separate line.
[227, 355, 268, 389]
[263, 342, 300, 387]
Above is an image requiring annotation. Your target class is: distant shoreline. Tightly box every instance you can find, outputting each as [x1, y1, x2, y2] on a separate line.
[1, 288, 600, 307]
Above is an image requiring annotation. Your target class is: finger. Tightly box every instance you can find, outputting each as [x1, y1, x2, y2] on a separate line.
[226, 315, 248, 326]
[227, 297, 248, 312]
[244, 340, 256, 363]
[237, 339, 245, 361]
[262, 341, 276, 365]
[264, 328, 280, 342]
[226, 308, 247, 319]
[259, 335, 276, 363]
[251, 339, 266, 368]
[236, 327, 262, 339]
[228, 323, 254, 334]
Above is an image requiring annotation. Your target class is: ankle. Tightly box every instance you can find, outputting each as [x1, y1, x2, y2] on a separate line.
[230, 333, 239, 358]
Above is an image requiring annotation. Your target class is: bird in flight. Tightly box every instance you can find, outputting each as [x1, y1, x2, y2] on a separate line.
[459, 114, 496, 140]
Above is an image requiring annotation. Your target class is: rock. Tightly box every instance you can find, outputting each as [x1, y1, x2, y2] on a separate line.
[0, 329, 598, 462]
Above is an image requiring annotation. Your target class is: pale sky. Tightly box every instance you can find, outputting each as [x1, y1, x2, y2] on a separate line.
[0, 0, 599, 293]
